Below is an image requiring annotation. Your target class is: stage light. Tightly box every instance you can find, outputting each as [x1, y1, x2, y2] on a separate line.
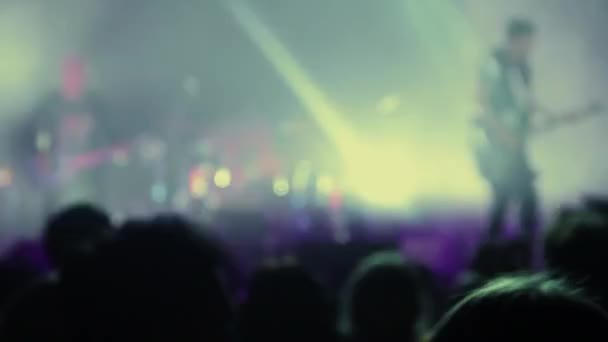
[189, 167, 209, 198]
[214, 168, 232, 189]
[225, 0, 360, 168]
[226, 0, 423, 210]
[0, 167, 12, 188]
[191, 178, 208, 198]
[225, 0, 485, 211]
[273, 177, 290, 197]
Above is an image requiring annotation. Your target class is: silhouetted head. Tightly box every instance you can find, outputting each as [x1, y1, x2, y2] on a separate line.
[584, 196, 608, 218]
[69, 215, 232, 341]
[545, 210, 608, 310]
[341, 251, 421, 342]
[43, 204, 112, 271]
[238, 259, 334, 342]
[431, 274, 608, 342]
[506, 17, 536, 62]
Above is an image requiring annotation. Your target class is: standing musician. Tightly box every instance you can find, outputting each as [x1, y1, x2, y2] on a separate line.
[476, 18, 539, 242]
[14, 57, 110, 213]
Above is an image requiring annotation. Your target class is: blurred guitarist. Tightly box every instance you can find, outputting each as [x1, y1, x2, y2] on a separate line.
[15, 56, 111, 213]
[476, 18, 539, 242]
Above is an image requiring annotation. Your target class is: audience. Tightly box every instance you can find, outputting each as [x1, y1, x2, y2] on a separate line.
[545, 208, 608, 310]
[2, 200, 608, 341]
[340, 251, 421, 342]
[238, 259, 336, 342]
[0, 204, 112, 341]
[431, 274, 608, 341]
[43, 203, 113, 273]
[66, 215, 233, 341]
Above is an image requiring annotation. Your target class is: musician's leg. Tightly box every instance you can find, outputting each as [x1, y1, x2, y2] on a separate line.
[517, 154, 539, 242]
[520, 182, 539, 242]
[512, 156, 539, 268]
[488, 184, 508, 240]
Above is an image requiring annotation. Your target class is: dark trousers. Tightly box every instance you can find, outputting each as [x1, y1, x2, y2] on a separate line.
[486, 154, 539, 242]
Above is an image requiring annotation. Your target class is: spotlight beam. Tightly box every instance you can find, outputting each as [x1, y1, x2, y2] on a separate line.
[224, 0, 422, 207]
[223, 0, 359, 158]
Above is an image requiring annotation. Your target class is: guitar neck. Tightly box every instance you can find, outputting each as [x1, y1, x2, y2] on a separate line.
[535, 108, 604, 133]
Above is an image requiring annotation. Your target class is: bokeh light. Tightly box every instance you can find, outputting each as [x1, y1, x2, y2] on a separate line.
[150, 183, 167, 204]
[214, 168, 232, 189]
[272, 177, 290, 197]
[189, 167, 209, 198]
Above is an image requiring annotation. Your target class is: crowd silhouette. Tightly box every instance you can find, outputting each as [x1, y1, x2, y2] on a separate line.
[1, 199, 608, 341]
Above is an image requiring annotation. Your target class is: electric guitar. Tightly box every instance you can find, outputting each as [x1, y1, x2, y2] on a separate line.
[471, 102, 604, 183]
[30, 135, 167, 187]
[31, 143, 131, 186]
